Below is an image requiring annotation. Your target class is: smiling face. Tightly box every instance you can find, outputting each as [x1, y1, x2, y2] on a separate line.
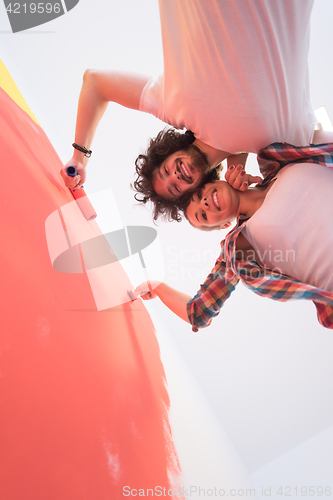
[186, 181, 240, 230]
[152, 146, 209, 200]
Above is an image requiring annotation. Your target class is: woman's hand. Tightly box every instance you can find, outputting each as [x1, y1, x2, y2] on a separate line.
[225, 164, 262, 191]
[135, 281, 191, 324]
[60, 157, 87, 189]
[135, 280, 162, 300]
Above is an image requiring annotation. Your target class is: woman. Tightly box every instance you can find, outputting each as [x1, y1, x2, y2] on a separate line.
[136, 142, 333, 331]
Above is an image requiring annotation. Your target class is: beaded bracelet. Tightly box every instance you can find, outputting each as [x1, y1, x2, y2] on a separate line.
[72, 143, 92, 158]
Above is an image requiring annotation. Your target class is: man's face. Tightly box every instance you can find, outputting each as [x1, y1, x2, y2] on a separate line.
[152, 146, 209, 200]
[186, 181, 238, 230]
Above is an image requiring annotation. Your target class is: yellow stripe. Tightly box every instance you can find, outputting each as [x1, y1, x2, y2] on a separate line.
[0, 59, 39, 125]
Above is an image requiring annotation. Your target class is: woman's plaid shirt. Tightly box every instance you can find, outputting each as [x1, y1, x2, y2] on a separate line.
[187, 142, 333, 331]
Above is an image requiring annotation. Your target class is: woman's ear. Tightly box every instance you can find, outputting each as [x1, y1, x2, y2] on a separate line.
[221, 221, 232, 230]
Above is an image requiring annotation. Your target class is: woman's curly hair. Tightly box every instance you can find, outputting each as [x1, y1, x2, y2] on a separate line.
[133, 127, 223, 222]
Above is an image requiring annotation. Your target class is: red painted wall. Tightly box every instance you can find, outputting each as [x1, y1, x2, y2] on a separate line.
[0, 87, 182, 500]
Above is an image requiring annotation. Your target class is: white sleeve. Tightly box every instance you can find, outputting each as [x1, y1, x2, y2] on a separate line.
[139, 74, 165, 122]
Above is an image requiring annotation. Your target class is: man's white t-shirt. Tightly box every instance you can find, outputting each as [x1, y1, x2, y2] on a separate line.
[140, 0, 317, 154]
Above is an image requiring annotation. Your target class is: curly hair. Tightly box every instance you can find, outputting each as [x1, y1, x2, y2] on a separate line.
[133, 127, 223, 222]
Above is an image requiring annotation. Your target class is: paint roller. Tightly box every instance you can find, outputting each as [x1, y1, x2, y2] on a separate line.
[65, 172, 151, 301]
[66, 166, 97, 220]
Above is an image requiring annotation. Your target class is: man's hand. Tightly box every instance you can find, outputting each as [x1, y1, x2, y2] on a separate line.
[60, 157, 87, 189]
[225, 164, 262, 191]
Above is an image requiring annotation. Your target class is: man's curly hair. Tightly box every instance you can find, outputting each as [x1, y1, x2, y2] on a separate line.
[133, 127, 223, 222]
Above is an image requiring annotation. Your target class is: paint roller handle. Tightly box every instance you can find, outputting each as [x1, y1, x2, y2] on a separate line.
[65, 166, 97, 221]
[66, 166, 78, 177]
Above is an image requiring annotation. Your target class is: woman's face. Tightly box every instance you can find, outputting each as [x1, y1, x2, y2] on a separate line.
[185, 181, 239, 230]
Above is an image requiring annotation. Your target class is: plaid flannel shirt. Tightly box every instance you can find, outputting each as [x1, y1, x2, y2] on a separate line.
[187, 142, 333, 331]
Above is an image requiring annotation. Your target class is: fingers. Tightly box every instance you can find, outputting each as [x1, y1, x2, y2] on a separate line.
[135, 280, 161, 300]
[61, 157, 86, 188]
[135, 288, 157, 300]
[225, 164, 246, 190]
[225, 166, 263, 191]
[134, 284, 152, 300]
[137, 290, 155, 300]
[237, 181, 249, 191]
[60, 168, 81, 188]
[248, 175, 263, 185]
[72, 176, 82, 189]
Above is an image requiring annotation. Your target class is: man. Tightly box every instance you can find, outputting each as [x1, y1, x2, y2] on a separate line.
[61, 0, 318, 220]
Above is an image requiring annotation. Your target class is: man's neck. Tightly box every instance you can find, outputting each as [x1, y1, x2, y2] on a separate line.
[193, 139, 229, 168]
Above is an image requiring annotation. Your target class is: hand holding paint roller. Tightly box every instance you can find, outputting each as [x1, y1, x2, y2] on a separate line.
[66, 166, 97, 220]
[128, 280, 159, 302]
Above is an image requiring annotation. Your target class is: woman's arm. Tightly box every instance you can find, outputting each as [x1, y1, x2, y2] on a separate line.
[136, 254, 239, 332]
[137, 282, 191, 324]
[61, 70, 151, 188]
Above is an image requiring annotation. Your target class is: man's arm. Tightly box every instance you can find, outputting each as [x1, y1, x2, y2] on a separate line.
[257, 142, 333, 185]
[61, 70, 151, 188]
